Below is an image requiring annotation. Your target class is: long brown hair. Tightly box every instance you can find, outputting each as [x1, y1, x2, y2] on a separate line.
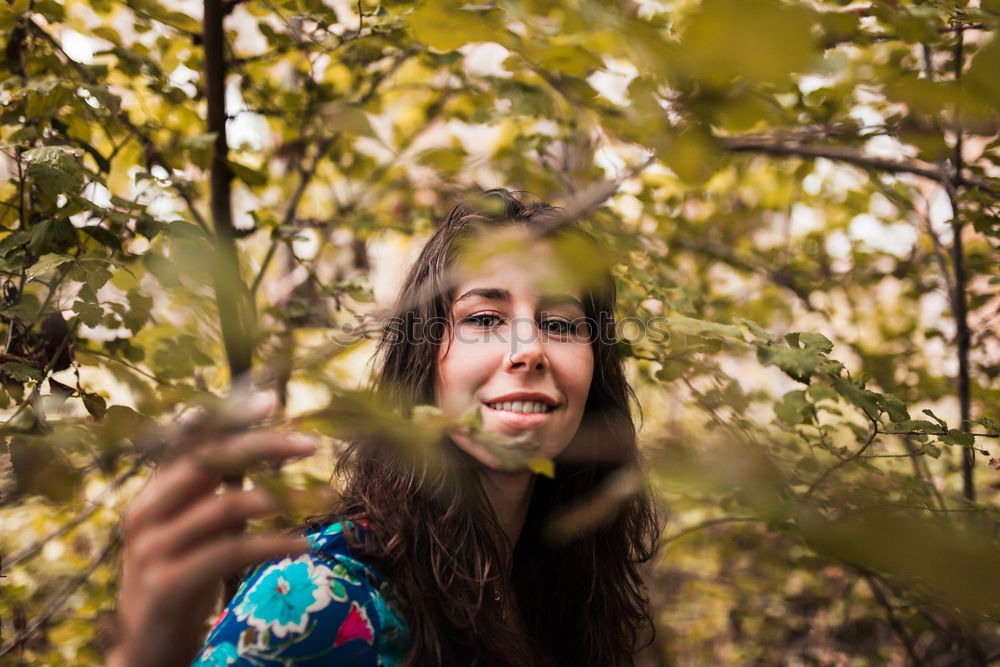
[314, 189, 660, 666]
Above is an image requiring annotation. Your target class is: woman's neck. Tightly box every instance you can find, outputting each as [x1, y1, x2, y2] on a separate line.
[478, 469, 536, 548]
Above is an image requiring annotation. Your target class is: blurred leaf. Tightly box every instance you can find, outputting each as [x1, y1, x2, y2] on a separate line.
[409, 1, 506, 52]
[9, 437, 83, 503]
[678, 0, 819, 87]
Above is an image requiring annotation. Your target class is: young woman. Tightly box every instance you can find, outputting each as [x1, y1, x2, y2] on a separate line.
[110, 189, 661, 667]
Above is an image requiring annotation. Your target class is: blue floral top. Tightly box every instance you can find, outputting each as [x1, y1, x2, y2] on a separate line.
[192, 522, 410, 666]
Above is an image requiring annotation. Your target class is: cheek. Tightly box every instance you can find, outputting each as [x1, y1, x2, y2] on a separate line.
[434, 339, 499, 413]
[555, 344, 595, 406]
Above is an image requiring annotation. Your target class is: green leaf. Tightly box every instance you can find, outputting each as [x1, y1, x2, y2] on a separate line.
[123, 290, 153, 334]
[834, 378, 880, 418]
[664, 315, 744, 341]
[72, 299, 104, 327]
[27, 218, 76, 257]
[228, 160, 268, 187]
[921, 408, 948, 430]
[25, 253, 73, 280]
[942, 430, 975, 447]
[83, 262, 114, 291]
[878, 393, 910, 423]
[807, 384, 838, 403]
[83, 393, 107, 420]
[733, 316, 773, 341]
[23, 146, 85, 198]
[795, 456, 820, 474]
[793, 332, 834, 354]
[81, 224, 123, 250]
[775, 390, 812, 427]
[975, 417, 999, 434]
[2, 362, 43, 382]
[143, 253, 182, 287]
[919, 443, 941, 459]
[757, 343, 839, 384]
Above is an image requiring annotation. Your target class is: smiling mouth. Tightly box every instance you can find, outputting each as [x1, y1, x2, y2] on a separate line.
[484, 401, 555, 414]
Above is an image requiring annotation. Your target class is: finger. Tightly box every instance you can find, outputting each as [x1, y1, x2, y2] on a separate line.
[192, 430, 317, 477]
[169, 392, 280, 459]
[125, 458, 219, 536]
[156, 488, 281, 559]
[127, 432, 316, 531]
[162, 535, 311, 604]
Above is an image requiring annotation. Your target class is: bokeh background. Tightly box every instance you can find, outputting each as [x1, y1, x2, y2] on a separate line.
[1, 0, 999, 664]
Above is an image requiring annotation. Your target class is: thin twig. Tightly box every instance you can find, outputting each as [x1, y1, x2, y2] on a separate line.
[0, 536, 119, 657]
[864, 574, 926, 666]
[250, 135, 337, 296]
[803, 420, 880, 501]
[661, 517, 762, 546]
[5, 462, 142, 568]
[880, 430, 996, 438]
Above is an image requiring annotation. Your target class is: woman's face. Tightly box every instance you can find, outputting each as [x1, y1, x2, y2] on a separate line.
[434, 234, 595, 470]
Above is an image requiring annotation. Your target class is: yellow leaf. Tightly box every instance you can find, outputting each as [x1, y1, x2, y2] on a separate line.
[527, 456, 554, 478]
[409, 1, 507, 52]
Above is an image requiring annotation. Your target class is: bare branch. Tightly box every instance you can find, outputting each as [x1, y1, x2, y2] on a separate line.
[5, 462, 142, 568]
[661, 517, 762, 547]
[864, 574, 926, 666]
[719, 135, 995, 194]
[0, 537, 118, 657]
[804, 420, 881, 502]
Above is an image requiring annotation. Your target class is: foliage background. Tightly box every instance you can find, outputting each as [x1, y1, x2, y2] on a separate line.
[1, 0, 999, 664]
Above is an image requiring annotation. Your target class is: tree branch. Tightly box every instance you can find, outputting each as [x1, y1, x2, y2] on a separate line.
[669, 236, 818, 312]
[804, 420, 881, 502]
[203, 0, 253, 384]
[719, 135, 994, 193]
[4, 462, 142, 568]
[250, 135, 337, 297]
[948, 27, 974, 502]
[24, 19, 211, 233]
[0, 536, 118, 657]
[661, 517, 762, 546]
[864, 574, 926, 666]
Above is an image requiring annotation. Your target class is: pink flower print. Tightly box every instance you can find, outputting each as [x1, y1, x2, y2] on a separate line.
[334, 601, 374, 647]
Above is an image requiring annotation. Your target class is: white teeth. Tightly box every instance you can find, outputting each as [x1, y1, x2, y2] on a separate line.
[487, 401, 553, 414]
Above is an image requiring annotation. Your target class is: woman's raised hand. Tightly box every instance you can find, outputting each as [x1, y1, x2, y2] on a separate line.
[108, 394, 317, 667]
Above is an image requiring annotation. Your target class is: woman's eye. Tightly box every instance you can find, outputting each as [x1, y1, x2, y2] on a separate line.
[541, 318, 573, 335]
[463, 313, 504, 328]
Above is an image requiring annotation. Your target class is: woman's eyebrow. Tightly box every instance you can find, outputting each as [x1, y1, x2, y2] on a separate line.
[539, 294, 585, 311]
[455, 288, 584, 311]
[455, 288, 511, 303]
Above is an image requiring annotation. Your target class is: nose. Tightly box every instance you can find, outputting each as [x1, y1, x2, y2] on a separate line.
[507, 319, 547, 371]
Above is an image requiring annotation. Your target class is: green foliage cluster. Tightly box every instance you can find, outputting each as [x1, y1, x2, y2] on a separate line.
[0, 0, 999, 663]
